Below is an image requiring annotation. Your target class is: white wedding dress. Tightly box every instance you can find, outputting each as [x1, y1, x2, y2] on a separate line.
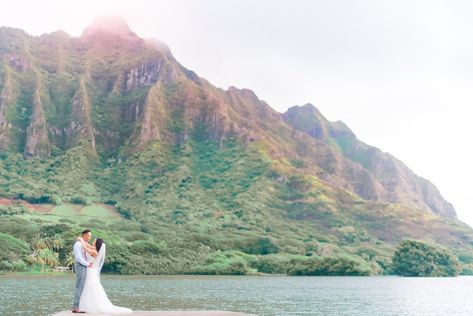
[79, 243, 132, 314]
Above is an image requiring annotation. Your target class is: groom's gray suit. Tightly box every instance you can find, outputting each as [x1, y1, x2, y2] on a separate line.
[72, 240, 89, 309]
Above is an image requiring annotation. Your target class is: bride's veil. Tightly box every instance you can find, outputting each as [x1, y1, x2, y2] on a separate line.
[95, 243, 106, 275]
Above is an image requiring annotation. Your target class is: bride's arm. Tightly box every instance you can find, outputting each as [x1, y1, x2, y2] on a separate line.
[77, 236, 98, 257]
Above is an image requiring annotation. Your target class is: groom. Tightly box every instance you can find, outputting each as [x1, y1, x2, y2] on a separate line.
[72, 229, 93, 313]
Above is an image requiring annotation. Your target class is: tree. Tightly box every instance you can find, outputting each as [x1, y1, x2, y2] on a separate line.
[27, 248, 60, 271]
[392, 239, 460, 277]
[26, 252, 44, 267]
[37, 248, 60, 270]
[52, 234, 64, 252]
[31, 236, 48, 251]
[64, 252, 76, 272]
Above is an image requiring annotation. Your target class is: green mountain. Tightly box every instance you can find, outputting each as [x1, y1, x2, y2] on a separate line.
[1, 17, 472, 275]
[283, 104, 456, 218]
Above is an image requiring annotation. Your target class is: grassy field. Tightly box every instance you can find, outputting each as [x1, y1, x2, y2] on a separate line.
[47, 203, 119, 218]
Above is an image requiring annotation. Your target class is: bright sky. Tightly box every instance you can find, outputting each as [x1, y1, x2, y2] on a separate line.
[1, 0, 472, 227]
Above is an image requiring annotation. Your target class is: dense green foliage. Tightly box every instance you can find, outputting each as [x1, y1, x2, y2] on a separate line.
[0, 133, 472, 277]
[392, 239, 461, 277]
[0, 232, 30, 271]
[288, 255, 373, 276]
[0, 138, 472, 276]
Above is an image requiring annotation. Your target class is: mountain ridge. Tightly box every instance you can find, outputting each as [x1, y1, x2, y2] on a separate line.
[0, 19, 457, 218]
[0, 19, 471, 276]
[282, 103, 456, 218]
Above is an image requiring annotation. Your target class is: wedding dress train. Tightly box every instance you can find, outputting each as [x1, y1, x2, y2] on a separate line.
[79, 244, 132, 314]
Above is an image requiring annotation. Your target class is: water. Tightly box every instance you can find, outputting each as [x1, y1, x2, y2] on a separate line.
[1, 275, 472, 316]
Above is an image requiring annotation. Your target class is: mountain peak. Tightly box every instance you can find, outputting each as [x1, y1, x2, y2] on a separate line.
[285, 103, 325, 120]
[298, 103, 320, 112]
[81, 16, 136, 38]
[78, 16, 145, 51]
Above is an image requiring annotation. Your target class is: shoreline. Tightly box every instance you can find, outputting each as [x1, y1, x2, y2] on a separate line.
[2, 272, 472, 278]
[0, 271, 287, 277]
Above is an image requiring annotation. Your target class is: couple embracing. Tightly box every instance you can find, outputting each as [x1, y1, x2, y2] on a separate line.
[71, 229, 132, 314]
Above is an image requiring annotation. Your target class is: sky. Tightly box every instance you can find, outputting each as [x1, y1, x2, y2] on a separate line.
[1, 0, 472, 226]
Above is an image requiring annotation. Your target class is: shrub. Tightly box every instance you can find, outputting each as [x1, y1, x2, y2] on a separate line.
[239, 237, 279, 255]
[288, 255, 373, 276]
[392, 239, 460, 277]
[12, 260, 27, 272]
[130, 240, 164, 255]
[0, 204, 29, 216]
[251, 253, 306, 274]
[0, 260, 13, 271]
[0, 217, 40, 240]
[0, 232, 30, 262]
[461, 266, 473, 275]
[193, 250, 257, 275]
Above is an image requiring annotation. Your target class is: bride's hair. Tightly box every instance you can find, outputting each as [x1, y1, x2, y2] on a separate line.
[95, 238, 104, 252]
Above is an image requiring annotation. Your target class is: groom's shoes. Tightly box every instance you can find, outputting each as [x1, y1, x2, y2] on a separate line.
[71, 307, 85, 313]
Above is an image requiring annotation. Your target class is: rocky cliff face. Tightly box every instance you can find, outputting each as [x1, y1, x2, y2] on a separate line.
[24, 87, 50, 158]
[0, 73, 11, 151]
[66, 78, 96, 151]
[0, 18, 456, 219]
[283, 104, 456, 218]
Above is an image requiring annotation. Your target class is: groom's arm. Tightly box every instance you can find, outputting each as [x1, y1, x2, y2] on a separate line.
[73, 242, 89, 267]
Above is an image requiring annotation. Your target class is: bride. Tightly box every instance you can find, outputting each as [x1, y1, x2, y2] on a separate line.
[77, 236, 132, 314]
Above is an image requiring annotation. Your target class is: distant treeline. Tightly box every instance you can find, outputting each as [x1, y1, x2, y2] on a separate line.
[0, 214, 464, 277]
